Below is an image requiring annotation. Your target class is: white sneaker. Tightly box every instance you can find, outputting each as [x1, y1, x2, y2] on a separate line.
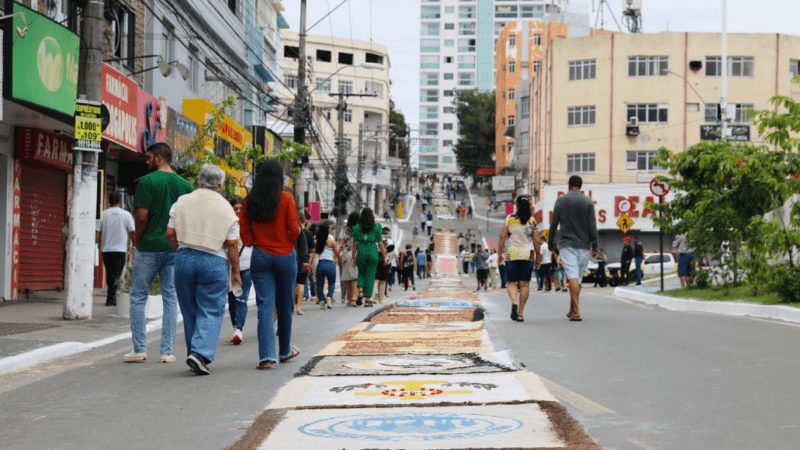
[124, 349, 147, 362]
[232, 328, 243, 345]
[160, 354, 176, 363]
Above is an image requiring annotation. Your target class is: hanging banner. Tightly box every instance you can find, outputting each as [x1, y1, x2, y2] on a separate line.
[15, 127, 73, 171]
[101, 63, 138, 150]
[74, 99, 103, 152]
[137, 90, 166, 152]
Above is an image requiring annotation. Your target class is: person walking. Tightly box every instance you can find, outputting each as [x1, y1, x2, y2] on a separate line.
[314, 221, 340, 309]
[460, 206, 466, 220]
[416, 247, 427, 280]
[467, 205, 473, 220]
[294, 213, 310, 315]
[499, 257, 507, 289]
[426, 212, 433, 236]
[305, 223, 318, 302]
[620, 237, 634, 286]
[419, 211, 427, 234]
[547, 175, 599, 322]
[338, 212, 360, 306]
[228, 197, 253, 344]
[388, 248, 398, 291]
[96, 191, 134, 307]
[633, 235, 644, 285]
[167, 164, 240, 375]
[352, 208, 386, 307]
[538, 240, 550, 291]
[487, 248, 499, 289]
[240, 159, 301, 370]
[125, 143, 193, 363]
[474, 245, 489, 291]
[592, 248, 608, 288]
[460, 248, 470, 275]
[470, 231, 477, 253]
[498, 195, 542, 323]
[401, 243, 416, 290]
[464, 229, 473, 252]
[426, 250, 433, 278]
[457, 233, 466, 253]
[412, 224, 419, 242]
[673, 234, 695, 288]
[376, 227, 395, 304]
[455, 204, 461, 221]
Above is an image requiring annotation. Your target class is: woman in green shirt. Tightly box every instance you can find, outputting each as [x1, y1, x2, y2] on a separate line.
[351, 208, 386, 307]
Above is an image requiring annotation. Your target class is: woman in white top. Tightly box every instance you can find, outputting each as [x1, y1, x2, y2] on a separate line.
[227, 197, 252, 344]
[315, 221, 340, 309]
[487, 249, 499, 288]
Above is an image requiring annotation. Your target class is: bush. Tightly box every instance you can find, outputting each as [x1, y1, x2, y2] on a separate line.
[693, 267, 712, 288]
[766, 264, 800, 303]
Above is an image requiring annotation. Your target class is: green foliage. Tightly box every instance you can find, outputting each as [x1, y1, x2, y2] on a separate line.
[765, 263, 800, 303]
[693, 266, 712, 288]
[453, 90, 496, 177]
[389, 108, 409, 161]
[748, 74, 800, 152]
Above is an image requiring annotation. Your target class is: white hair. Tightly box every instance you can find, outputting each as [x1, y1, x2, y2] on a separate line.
[198, 163, 226, 190]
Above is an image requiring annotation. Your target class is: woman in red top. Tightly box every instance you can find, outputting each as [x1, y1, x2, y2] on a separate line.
[240, 160, 300, 370]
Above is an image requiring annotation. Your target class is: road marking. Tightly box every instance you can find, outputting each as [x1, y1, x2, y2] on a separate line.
[629, 438, 657, 450]
[538, 376, 615, 415]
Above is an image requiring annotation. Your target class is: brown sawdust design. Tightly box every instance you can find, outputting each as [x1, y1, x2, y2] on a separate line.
[337, 339, 485, 355]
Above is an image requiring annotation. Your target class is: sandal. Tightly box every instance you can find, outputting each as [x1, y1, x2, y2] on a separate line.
[510, 304, 518, 321]
[280, 346, 300, 362]
[257, 361, 272, 370]
[365, 301, 374, 307]
[516, 315, 524, 322]
[569, 316, 583, 322]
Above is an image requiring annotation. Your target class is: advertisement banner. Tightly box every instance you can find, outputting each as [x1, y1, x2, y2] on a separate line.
[165, 107, 199, 168]
[74, 100, 103, 152]
[5, 1, 80, 117]
[101, 63, 138, 150]
[700, 124, 751, 142]
[137, 90, 166, 152]
[15, 127, 73, 172]
[183, 98, 252, 156]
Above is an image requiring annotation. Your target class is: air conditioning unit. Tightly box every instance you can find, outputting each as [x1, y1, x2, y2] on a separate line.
[628, 117, 638, 127]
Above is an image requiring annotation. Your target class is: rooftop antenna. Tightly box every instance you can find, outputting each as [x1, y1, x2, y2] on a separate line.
[593, 0, 624, 33]
[622, 0, 643, 33]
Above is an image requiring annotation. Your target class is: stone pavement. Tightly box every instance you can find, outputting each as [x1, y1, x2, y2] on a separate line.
[227, 225, 601, 450]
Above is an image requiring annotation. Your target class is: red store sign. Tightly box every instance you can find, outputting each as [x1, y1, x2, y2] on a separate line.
[15, 128, 73, 172]
[101, 64, 138, 150]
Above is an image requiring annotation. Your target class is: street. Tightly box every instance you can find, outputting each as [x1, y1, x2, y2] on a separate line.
[1, 189, 799, 449]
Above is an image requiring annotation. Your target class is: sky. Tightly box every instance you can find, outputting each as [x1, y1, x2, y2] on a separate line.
[280, 0, 799, 164]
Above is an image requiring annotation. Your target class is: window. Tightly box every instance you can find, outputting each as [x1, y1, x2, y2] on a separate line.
[458, 38, 476, 52]
[422, 22, 440, 36]
[443, 140, 454, 146]
[419, 155, 439, 169]
[533, 34, 541, 46]
[189, 53, 200, 92]
[443, 73, 454, 80]
[284, 45, 299, 59]
[444, 39, 454, 47]
[458, 6, 476, 18]
[443, 123, 454, 130]
[315, 77, 331, 92]
[445, 56, 453, 63]
[443, 90, 454, 97]
[458, 22, 476, 36]
[323, 110, 331, 121]
[567, 153, 595, 173]
[458, 72, 475, 86]
[316, 49, 332, 62]
[162, 26, 175, 62]
[457, 55, 476, 69]
[443, 106, 455, 113]
[706, 56, 754, 77]
[445, 6, 455, 13]
[520, 96, 529, 118]
[704, 103, 754, 123]
[627, 104, 668, 123]
[421, 55, 439, 69]
[420, 89, 438, 102]
[338, 52, 354, 65]
[444, 23, 455, 30]
[421, 38, 440, 52]
[365, 80, 383, 98]
[338, 80, 354, 94]
[521, 4, 543, 18]
[495, 5, 517, 18]
[533, 61, 540, 73]
[627, 151, 663, 171]
[113, 6, 136, 68]
[569, 59, 596, 80]
[228, 0, 237, 14]
[365, 53, 383, 65]
[508, 61, 515, 73]
[421, 122, 438, 136]
[628, 56, 669, 77]
[421, 106, 438, 119]
[509, 34, 516, 46]
[421, 5, 440, 18]
[567, 106, 596, 126]
[792, 59, 799, 79]
[284, 73, 298, 89]
[519, 133, 529, 155]
[421, 72, 439, 86]
[507, 115, 515, 126]
[442, 156, 454, 164]
[419, 139, 436, 153]
[344, 109, 352, 122]
[508, 88, 515, 100]
[342, 138, 353, 151]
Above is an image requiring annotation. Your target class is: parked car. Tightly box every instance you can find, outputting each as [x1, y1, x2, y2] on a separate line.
[605, 252, 677, 283]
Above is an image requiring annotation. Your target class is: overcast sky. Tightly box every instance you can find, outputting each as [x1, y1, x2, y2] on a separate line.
[281, 0, 799, 162]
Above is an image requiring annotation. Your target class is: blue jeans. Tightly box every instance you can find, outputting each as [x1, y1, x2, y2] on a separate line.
[175, 248, 228, 363]
[316, 259, 337, 301]
[250, 247, 297, 364]
[228, 269, 252, 330]
[129, 251, 178, 355]
[634, 255, 643, 284]
[499, 264, 507, 288]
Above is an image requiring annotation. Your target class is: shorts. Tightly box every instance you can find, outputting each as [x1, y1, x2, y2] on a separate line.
[376, 261, 390, 281]
[476, 268, 488, 280]
[560, 247, 591, 282]
[296, 270, 308, 285]
[678, 253, 695, 277]
[505, 260, 534, 283]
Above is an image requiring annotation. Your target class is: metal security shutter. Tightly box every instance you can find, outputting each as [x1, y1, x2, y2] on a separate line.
[19, 162, 68, 291]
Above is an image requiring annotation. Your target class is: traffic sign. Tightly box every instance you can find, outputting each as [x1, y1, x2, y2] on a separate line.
[617, 213, 634, 233]
[485, 200, 491, 211]
[650, 178, 670, 197]
[616, 197, 633, 214]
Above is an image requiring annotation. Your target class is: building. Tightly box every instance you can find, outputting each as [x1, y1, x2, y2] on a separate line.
[418, 0, 579, 173]
[277, 31, 392, 217]
[521, 32, 800, 253]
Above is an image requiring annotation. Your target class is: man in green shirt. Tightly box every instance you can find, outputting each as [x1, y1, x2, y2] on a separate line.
[124, 143, 193, 363]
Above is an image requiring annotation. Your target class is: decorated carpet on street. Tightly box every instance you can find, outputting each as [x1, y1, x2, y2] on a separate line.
[232, 219, 600, 449]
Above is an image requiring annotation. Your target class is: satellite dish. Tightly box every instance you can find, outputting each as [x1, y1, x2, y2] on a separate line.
[157, 59, 173, 77]
[175, 62, 190, 81]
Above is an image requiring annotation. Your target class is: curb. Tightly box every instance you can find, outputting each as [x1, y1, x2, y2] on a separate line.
[614, 287, 800, 324]
[0, 297, 258, 376]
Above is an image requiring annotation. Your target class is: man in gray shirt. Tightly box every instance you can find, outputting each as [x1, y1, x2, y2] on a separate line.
[474, 245, 489, 291]
[547, 175, 598, 322]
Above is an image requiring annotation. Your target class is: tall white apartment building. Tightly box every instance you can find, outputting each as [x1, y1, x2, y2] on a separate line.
[418, 0, 570, 173]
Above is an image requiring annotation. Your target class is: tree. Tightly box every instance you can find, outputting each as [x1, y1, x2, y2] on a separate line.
[389, 108, 409, 162]
[453, 90, 496, 178]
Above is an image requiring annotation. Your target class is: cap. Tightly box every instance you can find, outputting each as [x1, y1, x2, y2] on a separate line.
[623, 236, 632, 241]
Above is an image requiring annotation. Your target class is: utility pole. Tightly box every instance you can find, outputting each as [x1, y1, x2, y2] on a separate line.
[64, 0, 103, 319]
[294, 0, 307, 145]
[356, 123, 364, 211]
[720, 0, 728, 140]
[333, 92, 347, 237]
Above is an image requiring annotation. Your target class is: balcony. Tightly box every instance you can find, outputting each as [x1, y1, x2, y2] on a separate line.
[420, 63, 440, 69]
[420, 112, 439, 119]
[421, 13, 441, 19]
[458, 63, 475, 69]
[420, 46, 441, 53]
[458, 46, 476, 52]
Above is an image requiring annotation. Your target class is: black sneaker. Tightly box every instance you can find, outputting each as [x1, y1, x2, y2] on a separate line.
[105, 301, 116, 306]
[186, 353, 210, 376]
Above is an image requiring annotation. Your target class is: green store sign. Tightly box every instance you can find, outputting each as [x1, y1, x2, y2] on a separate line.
[4, 1, 80, 118]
